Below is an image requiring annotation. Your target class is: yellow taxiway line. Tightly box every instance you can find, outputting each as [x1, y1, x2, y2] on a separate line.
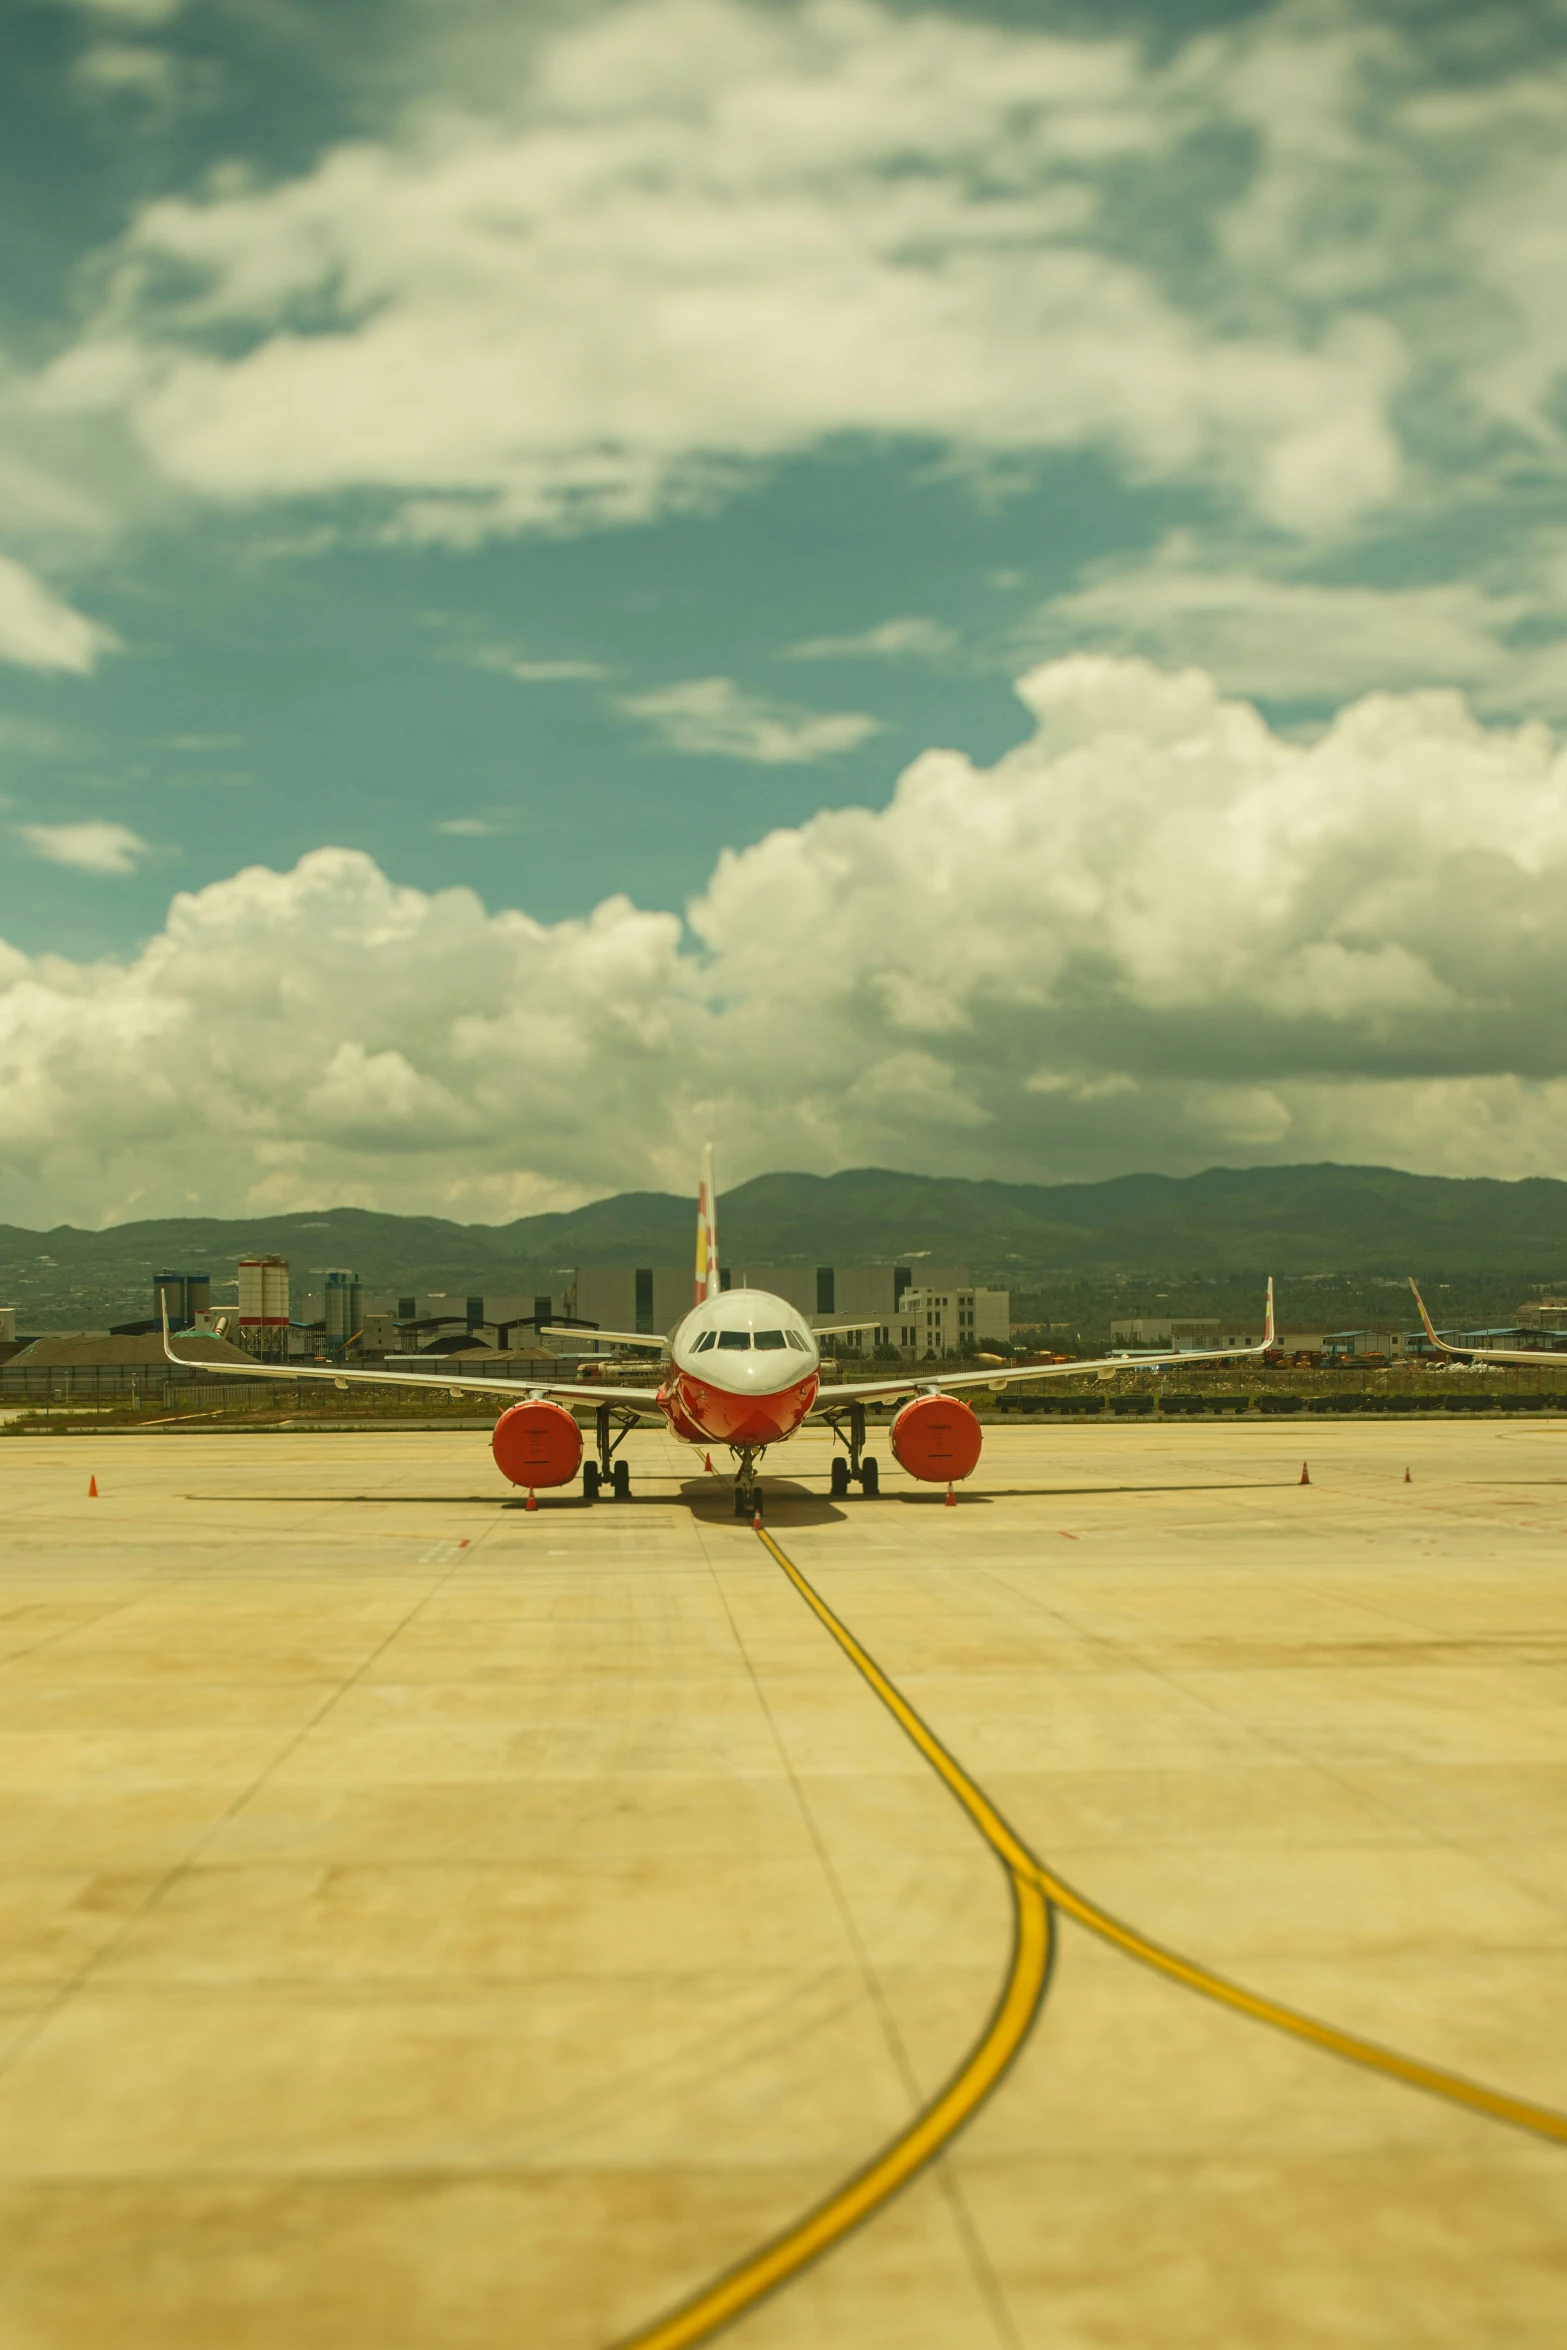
[610, 1532, 1055, 2350]
[613, 1523, 1567, 2350]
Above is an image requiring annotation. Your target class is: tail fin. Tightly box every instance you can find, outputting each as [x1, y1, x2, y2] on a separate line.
[695, 1141, 720, 1304]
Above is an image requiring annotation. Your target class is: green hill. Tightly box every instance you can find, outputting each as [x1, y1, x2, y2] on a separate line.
[3, 1162, 1565, 1330]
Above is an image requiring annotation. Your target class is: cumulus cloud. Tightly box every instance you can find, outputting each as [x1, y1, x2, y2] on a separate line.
[28, 0, 1419, 544]
[621, 676, 883, 763]
[4, 655, 1567, 1225]
[0, 555, 116, 673]
[17, 820, 151, 875]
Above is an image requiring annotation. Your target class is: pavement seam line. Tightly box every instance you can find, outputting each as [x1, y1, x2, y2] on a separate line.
[0, 1506, 495, 2089]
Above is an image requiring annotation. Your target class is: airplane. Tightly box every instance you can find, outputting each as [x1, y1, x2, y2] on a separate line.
[165, 1144, 1276, 1517]
[1408, 1280, 1567, 1369]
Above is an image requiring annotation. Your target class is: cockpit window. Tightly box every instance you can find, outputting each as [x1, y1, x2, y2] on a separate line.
[692, 1329, 717, 1351]
[754, 1330, 788, 1350]
[716, 1329, 751, 1350]
[786, 1329, 812, 1351]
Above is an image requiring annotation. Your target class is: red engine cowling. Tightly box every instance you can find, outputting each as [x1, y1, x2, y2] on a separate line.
[891, 1394, 983, 1483]
[492, 1399, 583, 1489]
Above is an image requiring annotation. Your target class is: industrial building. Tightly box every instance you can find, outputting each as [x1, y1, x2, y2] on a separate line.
[569, 1264, 974, 1337]
[344, 1268, 1008, 1362]
[884, 1285, 1010, 1357]
[565, 1266, 1008, 1359]
[356, 1293, 573, 1358]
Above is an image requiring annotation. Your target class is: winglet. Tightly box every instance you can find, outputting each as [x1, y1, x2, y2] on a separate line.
[1408, 1277, 1441, 1348]
[160, 1297, 181, 1367]
[1263, 1275, 1275, 1350]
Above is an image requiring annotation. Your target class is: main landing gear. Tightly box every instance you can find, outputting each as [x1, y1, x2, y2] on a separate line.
[583, 1403, 636, 1502]
[826, 1400, 880, 1499]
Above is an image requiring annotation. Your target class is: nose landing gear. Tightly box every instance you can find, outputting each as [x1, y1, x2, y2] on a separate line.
[731, 1446, 764, 1518]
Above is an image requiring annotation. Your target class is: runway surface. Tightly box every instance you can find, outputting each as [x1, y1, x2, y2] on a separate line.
[1, 1420, 1565, 2347]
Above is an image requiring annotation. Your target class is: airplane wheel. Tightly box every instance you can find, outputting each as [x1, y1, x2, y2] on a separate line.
[612, 1460, 631, 1502]
[582, 1462, 601, 1502]
[830, 1456, 851, 1498]
[859, 1456, 880, 1497]
[733, 1483, 751, 1519]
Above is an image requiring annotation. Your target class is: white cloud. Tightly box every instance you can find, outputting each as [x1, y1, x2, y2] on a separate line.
[469, 646, 609, 683]
[6, 656, 1567, 1224]
[434, 815, 508, 837]
[70, 41, 191, 111]
[17, 821, 151, 875]
[0, 555, 117, 673]
[1030, 537, 1564, 710]
[622, 675, 884, 763]
[43, 1, 188, 22]
[788, 617, 959, 663]
[29, 0, 1415, 543]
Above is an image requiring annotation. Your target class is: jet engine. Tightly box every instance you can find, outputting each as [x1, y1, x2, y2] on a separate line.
[890, 1394, 983, 1484]
[492, 1399, 583, 1489]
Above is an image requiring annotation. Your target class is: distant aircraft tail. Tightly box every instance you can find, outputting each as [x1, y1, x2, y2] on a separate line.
[1408, 1277, 1454, 1353]
[696, 1141, 720, 1304]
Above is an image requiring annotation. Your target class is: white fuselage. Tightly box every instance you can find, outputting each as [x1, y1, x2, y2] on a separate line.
[659, 1287, 823, 1449]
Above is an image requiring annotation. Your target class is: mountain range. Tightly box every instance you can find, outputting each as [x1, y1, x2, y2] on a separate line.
[3, 1163, 1565, 1329]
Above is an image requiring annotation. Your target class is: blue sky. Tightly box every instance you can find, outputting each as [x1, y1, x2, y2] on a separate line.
[4, 0, 1567, 1221]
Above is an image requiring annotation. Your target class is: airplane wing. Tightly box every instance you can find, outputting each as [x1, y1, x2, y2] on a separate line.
[160, 1311, 665, 1408]
[1407, 1279, 1562, 1369]
[813, 1279, 1275, 1405]
[540, 1326, 669, 1350]
[812, 1317, 885, 1336]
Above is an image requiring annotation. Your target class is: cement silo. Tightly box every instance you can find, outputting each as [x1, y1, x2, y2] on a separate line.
[237, 1256, 290, 1356]
[153, 1272, 210, 1332]
[323, 1269, 363, 1350]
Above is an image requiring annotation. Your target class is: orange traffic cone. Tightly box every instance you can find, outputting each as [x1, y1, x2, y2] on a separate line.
[1299, 1461, 1310, 1485]
[752, 1510, 762, 1528]
[525, 1490, 537, 1511]
[945, 1483, 957, 1507]
[704, 1454, 714, 1473]
[1404, 1466, 1411, 1483]
[88, 1475, 98, 1498]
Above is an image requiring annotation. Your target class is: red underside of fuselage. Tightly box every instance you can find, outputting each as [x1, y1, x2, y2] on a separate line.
[658, 1370, 818, 1449]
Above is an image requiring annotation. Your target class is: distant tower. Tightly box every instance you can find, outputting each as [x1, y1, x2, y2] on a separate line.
[323, 1269, 362, 1352]
[237, 1256, 290, 1357]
